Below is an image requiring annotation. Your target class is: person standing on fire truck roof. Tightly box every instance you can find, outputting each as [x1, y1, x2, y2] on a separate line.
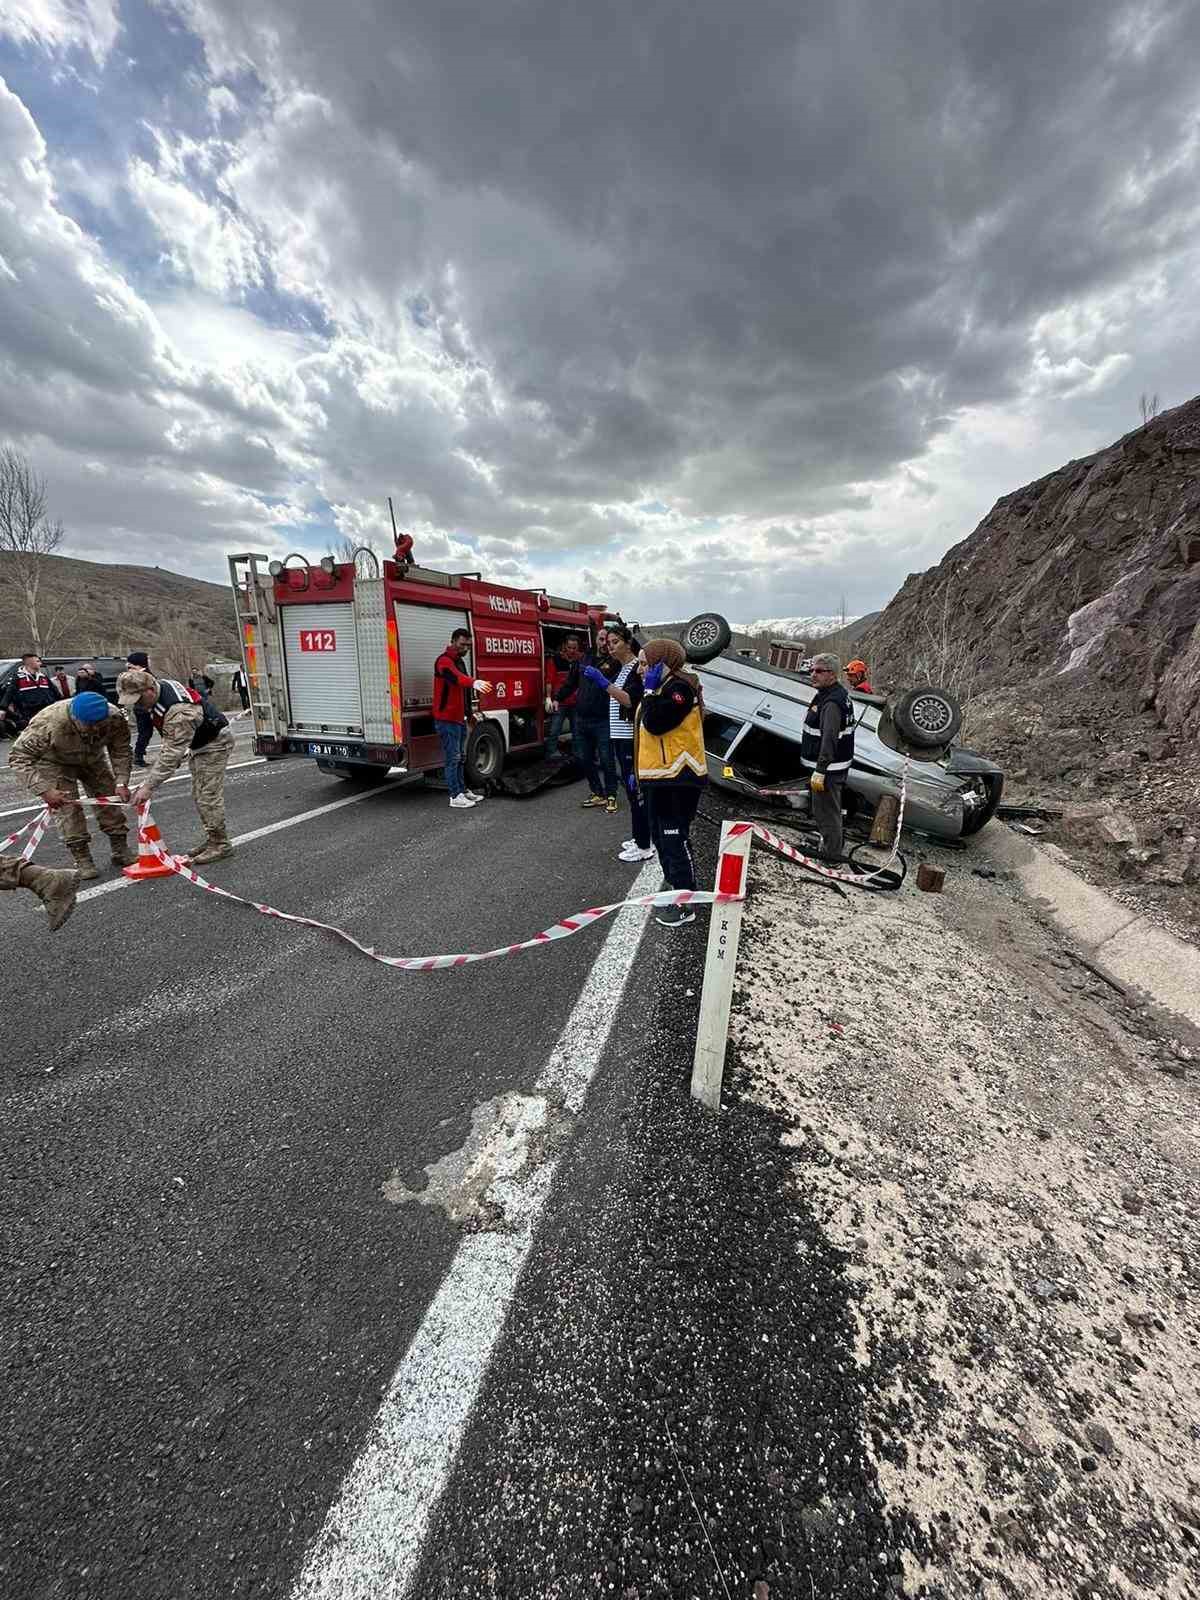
[434, 628, 494, 810]
[119, 668, 236, 864]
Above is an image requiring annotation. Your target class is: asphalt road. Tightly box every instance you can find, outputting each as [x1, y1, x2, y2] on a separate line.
[1, 755, 667, 1599]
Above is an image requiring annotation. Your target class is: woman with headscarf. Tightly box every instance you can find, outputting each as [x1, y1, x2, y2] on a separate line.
[633, 638, 708, 927]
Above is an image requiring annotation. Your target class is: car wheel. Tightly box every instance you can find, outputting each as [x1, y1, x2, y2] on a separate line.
[891, 686, 963, 748]
[315, 760, 390, 784]
[465, 722, 506, 787]
[680, 612, 733, 664]
[959, 773, 1004, 836]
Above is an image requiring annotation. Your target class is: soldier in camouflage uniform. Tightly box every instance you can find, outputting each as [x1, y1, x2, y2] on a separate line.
[8, 693, 135, 879]
[0, 856, 80, 930]
[119, 668, 236, 864]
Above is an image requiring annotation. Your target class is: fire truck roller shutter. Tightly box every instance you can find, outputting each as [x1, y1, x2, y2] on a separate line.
[394, 603, 470, 709]
[281, 601, 364, 732]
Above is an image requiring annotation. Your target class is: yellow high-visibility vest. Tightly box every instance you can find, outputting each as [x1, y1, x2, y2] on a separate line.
[634, 683, 706, 781]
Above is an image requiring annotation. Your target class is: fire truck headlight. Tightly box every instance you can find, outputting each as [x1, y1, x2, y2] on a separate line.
[268, 560, 284, 577]
[319, 555, 336, 575]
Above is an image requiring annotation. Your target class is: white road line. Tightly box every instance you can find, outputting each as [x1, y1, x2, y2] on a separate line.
[75, 783, 394, 904]
[0, 758, 265, 819]
[290, 856, 661, 1600]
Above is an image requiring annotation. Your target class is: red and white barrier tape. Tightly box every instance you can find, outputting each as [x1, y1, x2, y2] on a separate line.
[727, 760, 907, 887]
[135, 817, 738, 970]
[2, 808, 51, 860]
[10, 780, 903, 968]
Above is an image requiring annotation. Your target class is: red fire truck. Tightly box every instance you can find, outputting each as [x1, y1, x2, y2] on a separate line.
[228, 548, 618, 788]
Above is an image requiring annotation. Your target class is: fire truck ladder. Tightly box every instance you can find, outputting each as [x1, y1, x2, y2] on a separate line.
[228, 552, 285, 742]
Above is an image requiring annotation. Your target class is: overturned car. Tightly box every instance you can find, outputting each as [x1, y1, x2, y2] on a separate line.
[673, 614, 1003, 840]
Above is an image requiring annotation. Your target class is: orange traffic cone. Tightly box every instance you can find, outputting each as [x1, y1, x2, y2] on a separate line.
[122, 812, 176, 881]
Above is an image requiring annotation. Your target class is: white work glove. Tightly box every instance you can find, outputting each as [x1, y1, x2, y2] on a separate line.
[474, 679, 493, 694]
[544, 696, 554, 713]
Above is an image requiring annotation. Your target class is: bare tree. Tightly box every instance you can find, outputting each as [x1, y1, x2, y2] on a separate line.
[157, 616, 205, 683]
[327, 535, 385, 577]
[1140, 391, 1160, 428]
[0, 446, 65, 651]
[910, 581, 979, 707]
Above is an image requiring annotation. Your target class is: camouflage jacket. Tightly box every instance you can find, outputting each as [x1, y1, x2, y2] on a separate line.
[142, 703, 205, 791]
[9, 701, 132, 795]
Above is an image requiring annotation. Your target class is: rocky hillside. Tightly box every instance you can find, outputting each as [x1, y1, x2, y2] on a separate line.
[863, 396, 1200, 933]
[0, 551, 238, 675]
[864, 397, 1200, 740]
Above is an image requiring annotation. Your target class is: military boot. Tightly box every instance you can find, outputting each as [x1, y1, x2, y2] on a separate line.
[108, 835, 137, 870]
[189, 833, 234, 866]
[21, 865, 82, 932]
[67, 842, 100, 881]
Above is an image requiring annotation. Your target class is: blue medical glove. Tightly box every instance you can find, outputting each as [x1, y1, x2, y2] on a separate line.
[582, 665, 609, 687]
[643, 662, 665, 692]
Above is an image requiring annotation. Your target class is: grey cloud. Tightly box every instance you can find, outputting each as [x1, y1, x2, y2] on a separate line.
[190, 0, 1200, 538]
[6, 0, 1200, 616]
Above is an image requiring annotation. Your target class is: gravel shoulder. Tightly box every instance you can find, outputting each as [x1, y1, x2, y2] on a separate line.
[733, 826, 1200, 1599]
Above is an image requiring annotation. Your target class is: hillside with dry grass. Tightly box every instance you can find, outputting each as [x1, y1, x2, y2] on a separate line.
[0, 551, 238, 677]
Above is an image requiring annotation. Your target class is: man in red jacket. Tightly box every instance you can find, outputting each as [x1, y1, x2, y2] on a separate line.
[543, 634, 582, 757]
[846, 659, 874, 694]
[433, 629, 493, 809]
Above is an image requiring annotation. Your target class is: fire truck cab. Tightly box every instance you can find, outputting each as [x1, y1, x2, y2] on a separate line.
[229, 550, 612, 789]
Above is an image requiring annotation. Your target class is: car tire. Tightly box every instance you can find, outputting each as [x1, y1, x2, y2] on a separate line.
[891, 686, 963, 749]
[465, 722, 506, 788]
[959, 774, 1004, 836]
[680, 612, 733, 664]
[315, 759, 390, 784]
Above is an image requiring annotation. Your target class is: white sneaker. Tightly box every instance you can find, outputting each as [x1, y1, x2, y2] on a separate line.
[464, 789, 485, 802]
[621, 838, 637, 850]
[449, 794, 476, 808]
[619, 845, 655, 862]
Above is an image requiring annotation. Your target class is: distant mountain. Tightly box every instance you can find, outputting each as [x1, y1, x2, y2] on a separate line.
[739, 615, 859, 638]
[813, 611, 881, 656]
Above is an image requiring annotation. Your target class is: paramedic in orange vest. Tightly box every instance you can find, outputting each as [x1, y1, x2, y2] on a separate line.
[433, 629, 493, 809]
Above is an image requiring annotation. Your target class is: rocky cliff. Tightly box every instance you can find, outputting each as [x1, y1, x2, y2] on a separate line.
[863, 397, 1200, 930]
[864, 396, 1200, 741]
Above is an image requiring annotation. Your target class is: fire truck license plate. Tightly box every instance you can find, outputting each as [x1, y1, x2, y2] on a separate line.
[299, 628, 337, 652]
[307, 742, 352, 758]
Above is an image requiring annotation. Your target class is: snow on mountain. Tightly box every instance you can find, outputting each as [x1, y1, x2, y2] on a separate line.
[737, 616, 857, 638]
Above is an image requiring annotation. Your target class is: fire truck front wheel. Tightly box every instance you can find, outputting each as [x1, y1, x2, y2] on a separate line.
[315, 759, 390, 785]
[465, 722, 506, 788]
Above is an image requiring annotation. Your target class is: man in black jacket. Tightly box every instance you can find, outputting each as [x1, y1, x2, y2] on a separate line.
[573, 628, 618, 811]
[125, 650, 155, 767]
[0, 653, 61, 734]
[801, 653, 856, 860]
[73, 663, 108, 699]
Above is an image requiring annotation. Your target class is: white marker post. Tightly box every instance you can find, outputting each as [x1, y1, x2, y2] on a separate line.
[691, 820, 752, 1111]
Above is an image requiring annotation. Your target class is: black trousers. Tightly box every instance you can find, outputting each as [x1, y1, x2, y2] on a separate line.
[644, 783, 703, 889]
[613, 743, 651, 849]
[134, 708, 154, 763]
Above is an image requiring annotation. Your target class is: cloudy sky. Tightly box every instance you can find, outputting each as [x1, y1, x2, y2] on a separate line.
[2, 1, 1199, 625]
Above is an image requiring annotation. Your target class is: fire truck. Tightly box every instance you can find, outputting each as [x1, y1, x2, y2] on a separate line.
[228, 548, 618, 788]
